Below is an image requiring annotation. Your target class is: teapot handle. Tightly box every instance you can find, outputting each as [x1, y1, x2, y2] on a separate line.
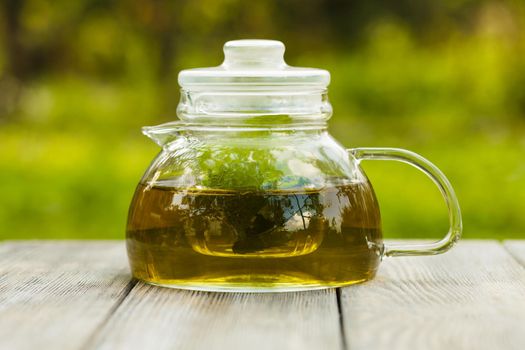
[348, 148, 462, 257]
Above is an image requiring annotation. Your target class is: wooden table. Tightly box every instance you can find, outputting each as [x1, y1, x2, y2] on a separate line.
[1, 240, 524, 350]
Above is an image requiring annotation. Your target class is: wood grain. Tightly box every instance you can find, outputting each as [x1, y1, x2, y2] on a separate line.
[0, 241, 132, 350]
[87, 283, 342, 350]
[503, 240, 525, 267]
[2, 240, 525, 350]
[339, 240, 525, 350]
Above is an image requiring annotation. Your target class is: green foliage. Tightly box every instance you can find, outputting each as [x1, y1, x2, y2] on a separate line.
[0, 0, 524, 239]
[199, 147, 283, 190]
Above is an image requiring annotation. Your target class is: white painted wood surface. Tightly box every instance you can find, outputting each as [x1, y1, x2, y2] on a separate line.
[0, 240, 524, 350]
[88, 283, 342, 350]
[340, 240, 525, 350]
[0, 241, 132, 350]
[504, 240, 525, 266]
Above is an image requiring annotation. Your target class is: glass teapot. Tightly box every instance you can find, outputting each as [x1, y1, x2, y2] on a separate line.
[126, 40, 462, 292]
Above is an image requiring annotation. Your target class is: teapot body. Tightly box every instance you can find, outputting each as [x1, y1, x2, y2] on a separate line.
[126, 39, 461, 291]
[126, 126, 384, 291]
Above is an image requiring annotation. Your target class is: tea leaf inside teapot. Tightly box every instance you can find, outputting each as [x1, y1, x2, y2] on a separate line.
[179, 147, 324, 254]
[198, 147, 284, 190]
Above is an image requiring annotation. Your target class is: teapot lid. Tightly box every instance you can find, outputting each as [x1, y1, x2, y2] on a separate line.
[178, 40, 330, 88]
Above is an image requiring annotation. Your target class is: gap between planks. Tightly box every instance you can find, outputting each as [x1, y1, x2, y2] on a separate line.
[80, 278, 138, 350]
[503, 240, 525, 268]
[3, 240, 525, 350]
[0, 241, 133, 350]
[86, 284, 343, 350]
[336, 288, 349, 350]
[339, 240, 525, 350]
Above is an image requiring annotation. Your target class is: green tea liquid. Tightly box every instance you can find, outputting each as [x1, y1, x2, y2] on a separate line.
[126, 181, 383, 291]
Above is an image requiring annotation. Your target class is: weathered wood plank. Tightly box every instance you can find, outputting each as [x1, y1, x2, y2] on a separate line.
[3, 240, 524, 350]
[87, 283, 342, 350]
[0, 241, 132, 350]
[503, 240, 525, 267]
[340, 240, 525, 350]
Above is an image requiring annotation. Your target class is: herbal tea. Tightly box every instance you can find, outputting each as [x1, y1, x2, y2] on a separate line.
[126, 180, 383, 291]
[125, 39, 462, 291]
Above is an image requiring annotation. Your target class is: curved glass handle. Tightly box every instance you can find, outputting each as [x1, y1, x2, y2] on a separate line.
[349, 147, 462, 257]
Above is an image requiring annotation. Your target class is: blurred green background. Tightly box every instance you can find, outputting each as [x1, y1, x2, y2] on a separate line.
[1, 0, 524, 240]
